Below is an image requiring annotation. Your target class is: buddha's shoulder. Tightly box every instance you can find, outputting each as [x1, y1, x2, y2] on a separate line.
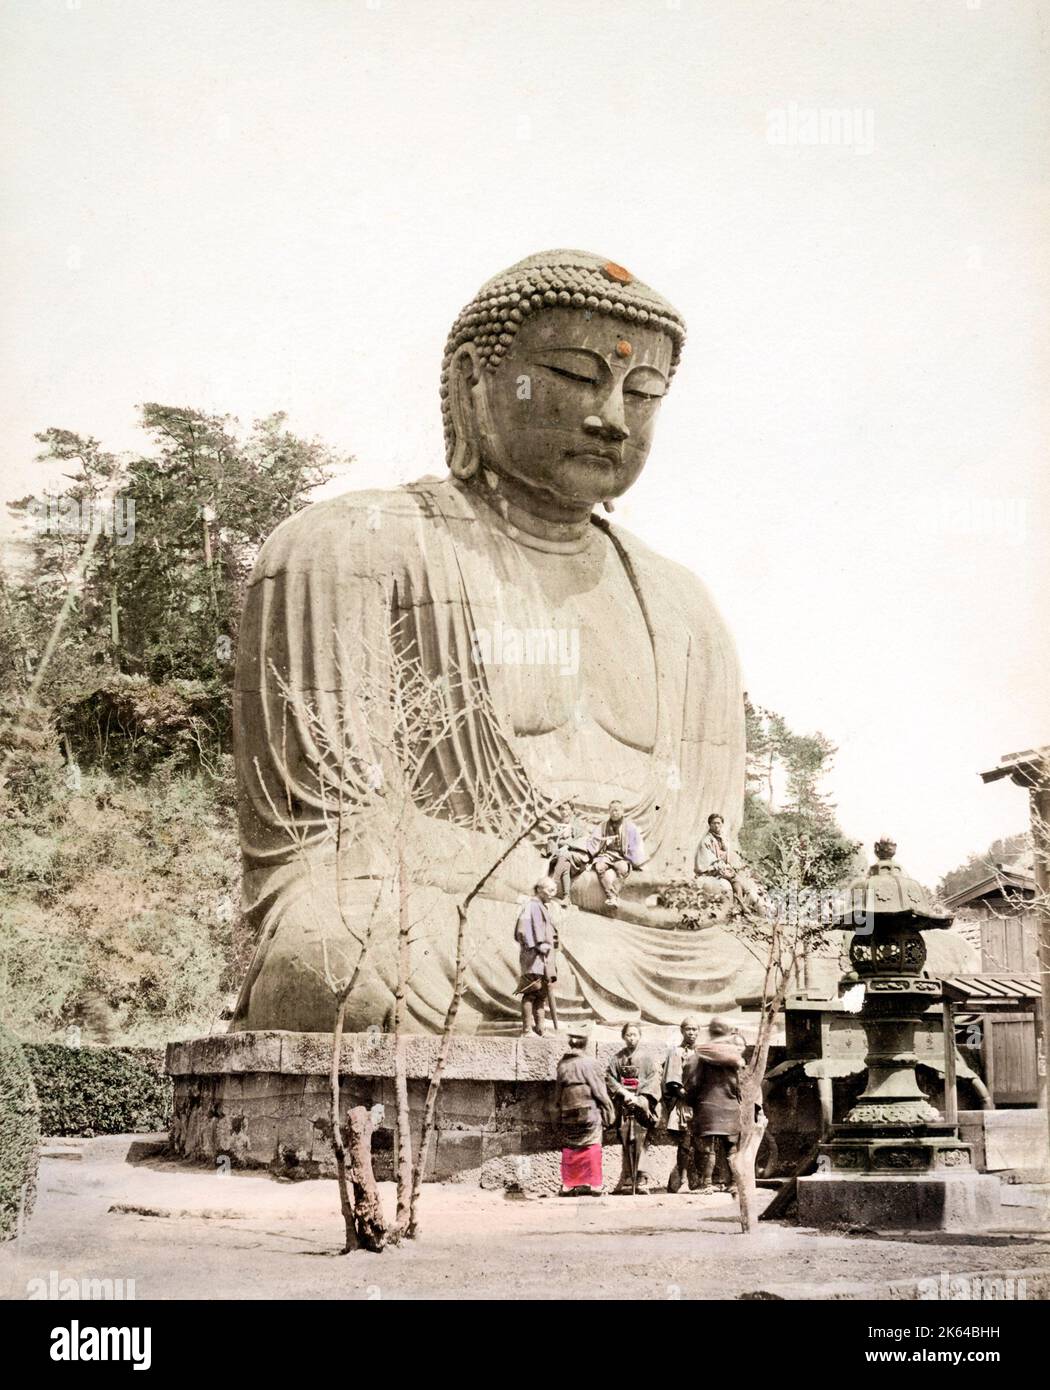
[605, 521, 737, 643]
[250, 477, 458, 578]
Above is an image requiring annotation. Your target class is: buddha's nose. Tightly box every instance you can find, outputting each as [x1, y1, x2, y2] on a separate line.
[582, 394, 630, 443]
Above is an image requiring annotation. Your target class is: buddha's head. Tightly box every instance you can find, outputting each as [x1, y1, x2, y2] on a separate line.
[442, 250, 686, 514]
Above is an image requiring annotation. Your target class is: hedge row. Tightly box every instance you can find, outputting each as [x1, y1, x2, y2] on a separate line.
[23, 1044, 172, 1137]
[0, 1026, 41, 1241]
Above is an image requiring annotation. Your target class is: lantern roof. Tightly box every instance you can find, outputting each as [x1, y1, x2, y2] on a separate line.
[831, 838, 953, 931]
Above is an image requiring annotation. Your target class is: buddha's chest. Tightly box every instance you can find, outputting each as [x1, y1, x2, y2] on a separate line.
[477, 538, 658, 751]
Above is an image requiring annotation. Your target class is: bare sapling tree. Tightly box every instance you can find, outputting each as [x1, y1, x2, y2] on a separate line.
[404, 792, 556, 1239]
[261, 618, 559, 1249]
[728, 844, 833, 1234]
[253, 674, 389, 1253]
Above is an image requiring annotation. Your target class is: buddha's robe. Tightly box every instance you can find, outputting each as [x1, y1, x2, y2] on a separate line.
[230, 476, 757, 1034]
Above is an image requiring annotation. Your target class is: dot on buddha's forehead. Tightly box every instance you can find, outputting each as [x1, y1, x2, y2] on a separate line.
[615, 339, 633, 358]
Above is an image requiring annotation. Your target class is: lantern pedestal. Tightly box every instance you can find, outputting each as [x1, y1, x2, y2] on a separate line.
[796, 841, 1002, 1230]
[797, 1168, 1005, 1231]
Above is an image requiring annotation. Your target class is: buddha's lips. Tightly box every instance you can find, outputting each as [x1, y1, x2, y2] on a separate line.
[566, 446, 622, 465]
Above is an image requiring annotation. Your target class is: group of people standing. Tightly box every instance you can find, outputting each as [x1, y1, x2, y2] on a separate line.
[552, 1016, 747, 1197]
[512, 801, 751, 1196]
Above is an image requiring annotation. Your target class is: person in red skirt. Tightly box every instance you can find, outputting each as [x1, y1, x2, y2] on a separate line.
[554, 1024, 615, 1196]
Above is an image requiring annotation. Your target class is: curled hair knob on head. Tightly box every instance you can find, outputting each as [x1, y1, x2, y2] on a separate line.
[441, 248, 687, 472]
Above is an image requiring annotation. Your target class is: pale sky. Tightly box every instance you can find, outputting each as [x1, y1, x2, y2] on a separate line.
[1, 0, 1047, 883]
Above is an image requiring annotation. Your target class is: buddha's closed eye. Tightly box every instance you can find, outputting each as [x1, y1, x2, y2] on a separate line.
[542, 364, 599, 386]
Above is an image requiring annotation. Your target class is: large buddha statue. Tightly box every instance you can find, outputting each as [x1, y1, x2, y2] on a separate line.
[231, 250, 760, 1035]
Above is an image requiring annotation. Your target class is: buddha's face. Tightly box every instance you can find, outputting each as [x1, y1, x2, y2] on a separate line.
[474, 307, 674, 508]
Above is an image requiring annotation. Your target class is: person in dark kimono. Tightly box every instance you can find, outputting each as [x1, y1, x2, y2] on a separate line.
[588, 800, 646, 915]
[513, 877, 558, 1036]
[686, 1016, 747, 1194]
[662, 1016, 701, 1192]
[605, 1021, 661, 1194]
[554, 1023, 615, 1196]
[545, 799, 591, 904]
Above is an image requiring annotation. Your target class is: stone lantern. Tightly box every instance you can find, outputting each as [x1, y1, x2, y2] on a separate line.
[796, 838, 1003, 1229]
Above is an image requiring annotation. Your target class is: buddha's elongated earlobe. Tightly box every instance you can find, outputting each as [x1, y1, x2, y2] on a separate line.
[448, 346, 482, 480]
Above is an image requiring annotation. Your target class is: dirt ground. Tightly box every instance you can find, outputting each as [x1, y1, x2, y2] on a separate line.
[2, 1136, 1049, 1301]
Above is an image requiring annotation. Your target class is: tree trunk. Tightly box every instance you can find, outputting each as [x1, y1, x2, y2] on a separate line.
[404, 808, 551, 1240]
[344, 1106, 386, 1252]
[109, 579, 120, 658]
[330, 998, 386, 1253]
[329, 996, 360, 1253]
[406, 904, 468, 1239]
[734, 1008, 776, 1235]
[731, 1106, 764, 1235]
[393, 840, 414, 1234]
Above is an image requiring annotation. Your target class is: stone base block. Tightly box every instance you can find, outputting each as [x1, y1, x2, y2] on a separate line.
[958, 1109, 1049, 1179]
[821, 1127, 974, 1175]
[796, 1171, 1003, 1230]
[166, 1031, 686, 1190]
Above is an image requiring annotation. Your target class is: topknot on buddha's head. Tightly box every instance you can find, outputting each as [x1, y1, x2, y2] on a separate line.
[439, 249, 687, 465]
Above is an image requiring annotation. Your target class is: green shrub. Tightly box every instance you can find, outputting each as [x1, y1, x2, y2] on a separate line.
[23, 1044, 171, 1137]
[0, 1025, 41, 1241]
[0, 766, 237, 1042]
[56, 675, 230, 778]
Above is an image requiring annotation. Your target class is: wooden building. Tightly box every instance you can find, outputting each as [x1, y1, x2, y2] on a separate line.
[943, 868, 1041, 1108]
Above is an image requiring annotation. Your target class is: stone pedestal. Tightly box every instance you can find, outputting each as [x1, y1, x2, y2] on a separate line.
[799, 1117, 1002, 1228]
[797, 1170, 1003, 1231]
[958, 1108, 1050, 1180]
[165, 1030, 680, 1191]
